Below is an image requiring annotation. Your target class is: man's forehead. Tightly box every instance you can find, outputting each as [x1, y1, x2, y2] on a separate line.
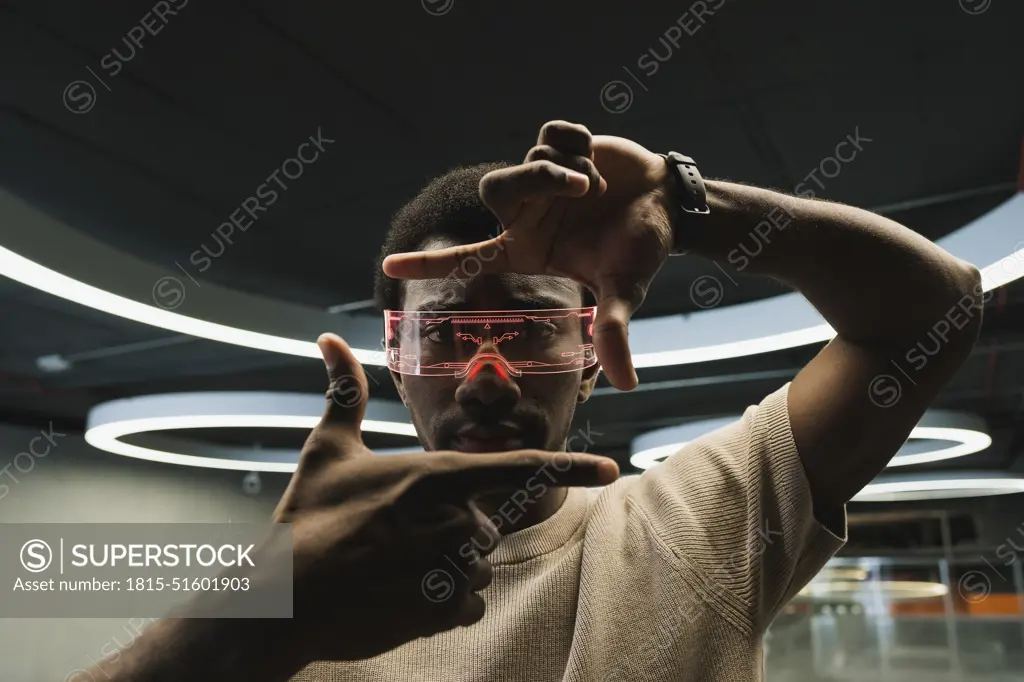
[399, 236, 582, 311]
[402, 272, 581, 311]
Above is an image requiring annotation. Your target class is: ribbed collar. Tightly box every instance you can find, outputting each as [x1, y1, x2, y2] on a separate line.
[489, 486, 593, 565]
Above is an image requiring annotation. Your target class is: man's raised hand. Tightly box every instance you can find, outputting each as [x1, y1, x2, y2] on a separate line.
[381, 121, 677, 391]
[267, 333, 620, 665]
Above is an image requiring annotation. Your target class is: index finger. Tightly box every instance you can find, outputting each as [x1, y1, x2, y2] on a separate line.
[381, 236, 516, 281]
[422, 450, 620, 500]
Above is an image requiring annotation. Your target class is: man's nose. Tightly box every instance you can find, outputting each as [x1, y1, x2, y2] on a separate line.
[455, 359, 521, 421]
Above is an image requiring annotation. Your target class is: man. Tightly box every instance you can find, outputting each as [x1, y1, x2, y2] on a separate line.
[96, 120, 983, 681]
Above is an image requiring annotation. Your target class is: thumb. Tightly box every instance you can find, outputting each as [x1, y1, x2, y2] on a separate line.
[592, 289, 639, 391]
[317, 333, 369, 429]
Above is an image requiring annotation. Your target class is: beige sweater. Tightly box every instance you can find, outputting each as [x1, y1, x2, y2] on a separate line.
[292, 383, 847, 681]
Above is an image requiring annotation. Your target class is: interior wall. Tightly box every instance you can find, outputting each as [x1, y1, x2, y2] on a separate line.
[0, 422, 291, 681]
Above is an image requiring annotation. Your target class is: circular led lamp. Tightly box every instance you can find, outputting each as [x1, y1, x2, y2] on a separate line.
[85, 392, 418, 472]
[3, 188, 1022, 370]
[853, 472, 1024, 502]
[629, 410, 991, 470]
[796, 580, 948, 602]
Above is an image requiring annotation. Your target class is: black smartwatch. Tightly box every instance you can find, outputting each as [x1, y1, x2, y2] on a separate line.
[658, 152, 710, 255]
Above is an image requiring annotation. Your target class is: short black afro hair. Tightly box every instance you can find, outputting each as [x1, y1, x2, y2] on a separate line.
[374, 161, 592, 312]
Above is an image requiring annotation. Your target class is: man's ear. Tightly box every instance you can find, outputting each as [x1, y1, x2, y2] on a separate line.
[390, 369, 408, 406]
[577, 364, 601, 403]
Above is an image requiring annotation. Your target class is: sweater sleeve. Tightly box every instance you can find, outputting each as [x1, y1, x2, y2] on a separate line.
[628, 382, 847, 630]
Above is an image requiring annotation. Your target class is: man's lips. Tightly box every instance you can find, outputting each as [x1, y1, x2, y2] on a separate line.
[451, 423, 524, 453]
[452, 436, 524, 453]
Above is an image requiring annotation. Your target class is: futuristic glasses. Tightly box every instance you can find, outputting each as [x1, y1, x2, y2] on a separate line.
[384, 307, 598, 378]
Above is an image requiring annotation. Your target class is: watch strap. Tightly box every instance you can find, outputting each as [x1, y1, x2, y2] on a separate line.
[658, 151, 709, 254]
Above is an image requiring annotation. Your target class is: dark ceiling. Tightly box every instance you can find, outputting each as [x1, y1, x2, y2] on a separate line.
[0, 0, 1021, 475]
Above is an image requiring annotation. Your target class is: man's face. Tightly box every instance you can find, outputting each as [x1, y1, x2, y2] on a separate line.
[391, 236, 598, 454]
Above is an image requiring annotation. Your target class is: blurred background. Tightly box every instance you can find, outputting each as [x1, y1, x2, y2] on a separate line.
[0, 0, 1022, 679]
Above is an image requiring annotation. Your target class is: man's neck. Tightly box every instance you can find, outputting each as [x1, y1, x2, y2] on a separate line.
[475, 486, 568, 535]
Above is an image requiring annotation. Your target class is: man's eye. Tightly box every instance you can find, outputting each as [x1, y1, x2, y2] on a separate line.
[422, 325, 450, 343]
[529, 322, 558, 339]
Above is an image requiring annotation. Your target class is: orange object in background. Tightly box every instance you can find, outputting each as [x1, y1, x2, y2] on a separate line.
[963, 594, 1024, 616]
[891, 599, 945, 616]
[890, 593, 1024, 616]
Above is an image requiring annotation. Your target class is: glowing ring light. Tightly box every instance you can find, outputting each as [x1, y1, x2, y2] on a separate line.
[853, 472, 1024, 502]
[85, 392, 418, 472]
[796, 580, 949, 602]
[2, 188, 1022, 369]
[629, 416, 736, 470]
[818, 567, 870, 581]
[629, 410, 991, 470]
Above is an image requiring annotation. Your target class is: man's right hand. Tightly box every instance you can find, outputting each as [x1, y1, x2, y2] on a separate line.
[270, 333, 620, 667]
[81, 334, 618, 682]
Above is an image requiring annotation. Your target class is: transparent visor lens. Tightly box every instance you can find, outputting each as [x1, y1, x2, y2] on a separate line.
[384, 307, 598, 377]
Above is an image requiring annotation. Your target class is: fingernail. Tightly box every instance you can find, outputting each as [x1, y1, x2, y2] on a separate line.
[317, 334, 337, 371]
[599, 459, 620, 482]
[565, 170, 590, 192]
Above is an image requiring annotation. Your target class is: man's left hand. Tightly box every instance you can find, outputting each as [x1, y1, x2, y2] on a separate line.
[382, 120, 676, 391]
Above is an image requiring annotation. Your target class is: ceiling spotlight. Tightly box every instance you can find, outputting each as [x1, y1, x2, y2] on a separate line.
[35, 354, 72, 373]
